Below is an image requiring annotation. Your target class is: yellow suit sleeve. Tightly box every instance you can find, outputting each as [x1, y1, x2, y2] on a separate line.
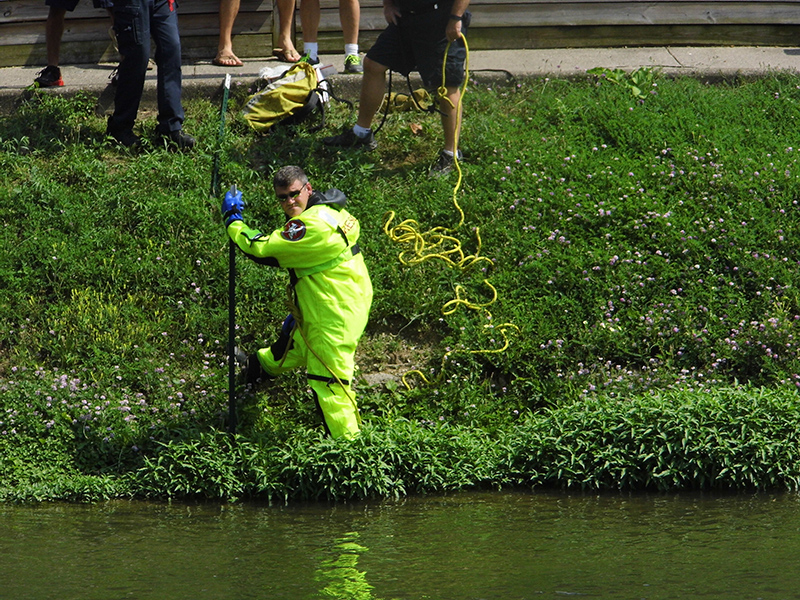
[226, 205, 351, 269]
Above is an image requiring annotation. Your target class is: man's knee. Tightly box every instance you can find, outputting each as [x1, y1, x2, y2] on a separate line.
[47, 7, 68, 20]
[363, 56, 387, 78]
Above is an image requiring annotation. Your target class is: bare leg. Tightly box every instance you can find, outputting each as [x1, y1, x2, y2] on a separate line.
[440, 85, 463, 154]
[45, 7, 67, 66]
[215, 0, 243, 66]
[275, 0, 301, 61]
[339, 0, 359, 46]
[356, 57, 387, 129]
[299, 0, 320, 44]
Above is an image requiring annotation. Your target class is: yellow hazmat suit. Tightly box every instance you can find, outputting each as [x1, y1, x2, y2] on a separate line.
[226, 191, 373, 439]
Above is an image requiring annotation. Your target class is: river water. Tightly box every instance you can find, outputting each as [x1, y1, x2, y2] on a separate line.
[2, 490, 799, 600]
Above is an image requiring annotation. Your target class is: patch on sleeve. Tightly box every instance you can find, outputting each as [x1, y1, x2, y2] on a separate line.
[281, 219, 307, 241]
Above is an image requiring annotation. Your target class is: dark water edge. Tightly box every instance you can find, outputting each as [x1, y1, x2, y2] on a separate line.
[2, 489, 799, 600]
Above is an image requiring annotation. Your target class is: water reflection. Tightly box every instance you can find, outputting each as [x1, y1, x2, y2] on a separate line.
[2, 491, 799, 599]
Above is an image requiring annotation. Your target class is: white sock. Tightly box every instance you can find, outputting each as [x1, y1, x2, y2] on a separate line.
[442, 149, 455, 157]
[345, 44, 359, 57]
[304, 42, 318, 60]
[353, 124, 372, 138]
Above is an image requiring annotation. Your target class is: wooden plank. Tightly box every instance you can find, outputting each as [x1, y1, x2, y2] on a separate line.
[0, 18, 116, 46]
[0, 7, 386, 46]
[468, 0, 800, 4]
[468, 3, 800, 26]
[1, 0, 114, 23]
[6, 23, 800, 68]
[6, 3, 800, 47]
[461, 23, 800, 48]
[0, 0, 388, 22]
[6, 0, 800, 68]
[0, 0, 269, 22]
[1, 12, 272, 45]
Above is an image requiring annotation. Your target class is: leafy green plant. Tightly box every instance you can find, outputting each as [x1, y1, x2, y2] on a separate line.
[587, 66, 658, 99]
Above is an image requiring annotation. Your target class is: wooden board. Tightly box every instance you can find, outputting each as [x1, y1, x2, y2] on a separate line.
[4, 0, 800, 68]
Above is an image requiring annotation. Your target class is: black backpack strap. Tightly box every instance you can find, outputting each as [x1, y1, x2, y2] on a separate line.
[406, 73, 444, 116]
[373, 69, 393, 136]
[309, 81, 352, 132]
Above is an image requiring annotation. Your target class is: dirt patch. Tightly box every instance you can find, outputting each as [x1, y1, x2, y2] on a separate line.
[357, 331, 439, 388]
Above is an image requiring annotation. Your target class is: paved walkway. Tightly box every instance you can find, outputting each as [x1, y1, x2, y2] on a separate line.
[2, 46, 799, 113]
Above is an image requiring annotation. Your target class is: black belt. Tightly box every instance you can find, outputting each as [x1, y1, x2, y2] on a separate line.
[308, 373, 351, 386]
[405, 3, 443, 16]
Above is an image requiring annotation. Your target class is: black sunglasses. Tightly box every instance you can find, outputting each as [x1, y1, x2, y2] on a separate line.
[277, 186, 305, 201]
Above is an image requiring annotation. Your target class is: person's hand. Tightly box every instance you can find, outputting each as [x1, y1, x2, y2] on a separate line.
[383, 0, 401, 24]
[221, 187, 245, 226]
[446, 19, 463, 42]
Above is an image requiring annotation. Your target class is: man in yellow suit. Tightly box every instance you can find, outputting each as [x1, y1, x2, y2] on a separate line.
[222, 166, 373, 439]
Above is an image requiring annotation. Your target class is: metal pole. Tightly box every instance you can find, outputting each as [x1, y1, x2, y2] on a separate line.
[210, 74, 237, 435]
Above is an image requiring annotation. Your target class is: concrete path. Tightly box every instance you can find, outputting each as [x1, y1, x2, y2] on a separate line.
[1, 46, 799, 113]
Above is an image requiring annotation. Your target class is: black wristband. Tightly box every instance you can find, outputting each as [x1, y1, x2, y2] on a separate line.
[449, 14, 463, 20]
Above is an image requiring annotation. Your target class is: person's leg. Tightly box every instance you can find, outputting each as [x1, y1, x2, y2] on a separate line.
[440, 85, 462, 154]
[305, 332, 362, 440]
[214, 0, 242, 66]
[308, 378, 360, 439]
[45, 7, 67, 66]
[339, 0, 359, 46]
[274, 0, 301, 61]
[257, 319, 307, 378]
[415, 9, 469, 156]
[34, 5, 68, 86]
[323, 24, 406, 147]
[356, 57, 387, 129]
[339, 0, 362, 72]
[108, 0, 150, 141]
[151, 0, 192, 146]
[299, 0, 320, 58]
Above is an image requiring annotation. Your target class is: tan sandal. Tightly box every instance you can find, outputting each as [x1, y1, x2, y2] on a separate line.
[212, 52, 244, 67]
[272, 47, 301, 63]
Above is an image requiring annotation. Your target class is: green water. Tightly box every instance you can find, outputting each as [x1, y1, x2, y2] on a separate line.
[2, 490, 799, 599]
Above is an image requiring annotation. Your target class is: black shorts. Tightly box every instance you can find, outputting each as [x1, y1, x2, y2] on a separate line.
[366, 4, 471, 91]
[46, 0, 113, 11]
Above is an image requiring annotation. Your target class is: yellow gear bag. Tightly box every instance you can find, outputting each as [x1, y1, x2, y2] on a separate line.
[379, 88, 432, 113]
[241, 62, 326, 132]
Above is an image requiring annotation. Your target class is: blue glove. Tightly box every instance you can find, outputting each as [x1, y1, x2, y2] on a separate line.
[281, 314, 296, 336]
[221, 186, 245, 226]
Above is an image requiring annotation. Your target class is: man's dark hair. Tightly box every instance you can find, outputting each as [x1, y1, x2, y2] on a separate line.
[273, 165, 308, 189]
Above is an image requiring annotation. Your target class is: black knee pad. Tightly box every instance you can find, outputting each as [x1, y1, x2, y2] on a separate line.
[269, 332, 294, 362]
[244, 353, 272, 385]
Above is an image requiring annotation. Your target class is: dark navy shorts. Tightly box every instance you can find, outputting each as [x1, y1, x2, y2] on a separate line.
[366, 4, 471, 91]
[46, 0, 113, 11]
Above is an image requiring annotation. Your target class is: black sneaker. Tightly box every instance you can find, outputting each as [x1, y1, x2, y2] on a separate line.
[235, 349, 274, 386]
[429, 149, 463, 177]
[298, 54, 320, 66]
[34, 65, 64, 88]
[344, 54, 363, 74]
[158, 129, 195, 151]
[107, 127, 142, 149]
[323, 127, 377, 151]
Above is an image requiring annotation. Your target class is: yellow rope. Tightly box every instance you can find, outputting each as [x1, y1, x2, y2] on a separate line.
[381, 34, 518, 390]
[401, 319, 520, 389]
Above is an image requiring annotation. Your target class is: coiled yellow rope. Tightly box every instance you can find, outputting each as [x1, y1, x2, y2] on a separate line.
[381, 34, 519, 390]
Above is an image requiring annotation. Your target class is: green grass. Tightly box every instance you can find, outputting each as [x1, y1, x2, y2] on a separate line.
[3, 72, 800, 501]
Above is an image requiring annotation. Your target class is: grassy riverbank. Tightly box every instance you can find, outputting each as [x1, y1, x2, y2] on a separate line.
[3, 71, 800, 501]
